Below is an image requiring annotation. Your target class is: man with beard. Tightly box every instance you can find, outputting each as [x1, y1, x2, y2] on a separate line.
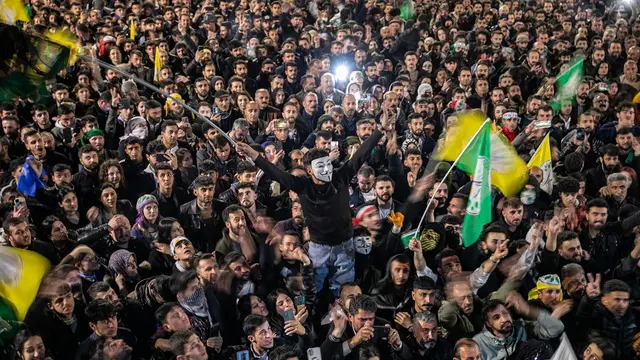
[340, 95, 362, 137]
[274, 231, 315, 292]
[406, 311, 452, 360]
[179, 176, 228, 253]
[601, 172, 638, 220]
[223, 251, 257, 297]
[1, 116, 25, 158]
[368, 175, 402, 222]
[83, 129, 117, 161]
[394, 277, 441, 339]
[297, 92, 321, 143]
[614, 127, 635, 162]
[215, 204, 261, 266]
[526, 274, 574, 323]
[580, 199, 640, 275]
[577, 279, 639, 359]
[401, 113, 435, 156]
[188, 78, 213, 110]
[321, 294, 411, 360]
[496, 197, 528, 241]
[236, 182, 268, 221]
[585, 144, 621, 197]
[561, 111, 603, 168]
[509, 50, 544, 99]
[193, 253, 220, 286]
[438, 245, 516, 344]
[473, 294, 564, 360]
[269, 199, 306, 244]
[73, 146, 102, 211]
[254, 89, 280, 124]
[595, 102, 636, 144]
[540, 224, 597, 276]
[295, 75, 317, 104]
[350, 166, 376, 208]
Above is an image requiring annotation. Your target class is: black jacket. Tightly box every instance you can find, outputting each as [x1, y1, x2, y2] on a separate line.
[179, 199, 228, 253]
[253, 130, 383, 246]
[24, 301, 92, 360]
[577, 295, 640, 359]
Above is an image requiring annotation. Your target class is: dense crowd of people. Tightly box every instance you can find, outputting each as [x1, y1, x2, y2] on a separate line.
[3, 0, 640, 359]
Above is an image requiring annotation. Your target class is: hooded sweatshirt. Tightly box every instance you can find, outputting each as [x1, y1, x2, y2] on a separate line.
[473, 310, 564, 360]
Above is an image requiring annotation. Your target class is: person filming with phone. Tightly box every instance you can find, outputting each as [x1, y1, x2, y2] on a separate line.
[320, 294, 411, 360]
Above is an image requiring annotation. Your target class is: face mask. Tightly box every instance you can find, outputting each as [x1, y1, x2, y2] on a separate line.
[311, 156, 333, 182]
[131, 127, 148, 139]
[520, 189, 536, 205]
[182, 286, 205, 307]
[362, 188, 376, 201]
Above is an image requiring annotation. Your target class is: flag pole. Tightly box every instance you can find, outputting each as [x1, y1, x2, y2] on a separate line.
[78, 54, 247, 159]
[413, 117, 491, 241]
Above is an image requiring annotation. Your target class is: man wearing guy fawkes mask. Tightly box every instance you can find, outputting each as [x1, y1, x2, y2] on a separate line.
[236, 113, 394, 296]
[351, 204, 405, 293]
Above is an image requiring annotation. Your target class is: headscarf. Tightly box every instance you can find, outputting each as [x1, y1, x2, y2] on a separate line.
[123, 116, 148, 137]
[417, 84, 433, 100]
[135, 194, 158, 224]
[352, 205, 377, 226]
[164, 93, 183, 115]
[527, 274, 563, 301]
[108, 249, 136, 278]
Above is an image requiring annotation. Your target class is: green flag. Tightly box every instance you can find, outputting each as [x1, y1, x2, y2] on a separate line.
[461, 121, 492, 247]
[551, 57, 584, 112]
[0, 24, 71, 102]
[400, 0, 415, 21]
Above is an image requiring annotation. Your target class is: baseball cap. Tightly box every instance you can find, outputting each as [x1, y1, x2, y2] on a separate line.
[170, 236, 191, 255]
[214, 90, 230, 99]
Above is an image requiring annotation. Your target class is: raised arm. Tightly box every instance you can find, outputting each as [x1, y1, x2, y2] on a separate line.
[345, 113, 394, 176]
[236, 142, 305, 193]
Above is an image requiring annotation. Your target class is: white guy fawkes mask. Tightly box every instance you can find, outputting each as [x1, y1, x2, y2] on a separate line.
[311, 156, 333, 182]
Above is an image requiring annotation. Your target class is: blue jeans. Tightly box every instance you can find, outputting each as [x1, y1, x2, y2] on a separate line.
[308, 238, 355, 296]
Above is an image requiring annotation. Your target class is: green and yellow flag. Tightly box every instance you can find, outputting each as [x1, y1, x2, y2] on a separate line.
[460, 121, 493, 246]
[0, 0, 30, 25]
[0, 247, 51, 321]
[0, 24, 71, 102]
[434, 110, 528, 197]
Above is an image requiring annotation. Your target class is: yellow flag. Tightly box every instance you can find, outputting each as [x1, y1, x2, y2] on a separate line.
[633, 91, 640, 104]
[434, 111, 529, 197]
[0, 247, 51, 320]
[528, 133, 554, 194]
[129, 21, 136, 40]
[0, 0, 30, 25]
[154, 47, 162, 82]
[45, 29, 82, 65]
